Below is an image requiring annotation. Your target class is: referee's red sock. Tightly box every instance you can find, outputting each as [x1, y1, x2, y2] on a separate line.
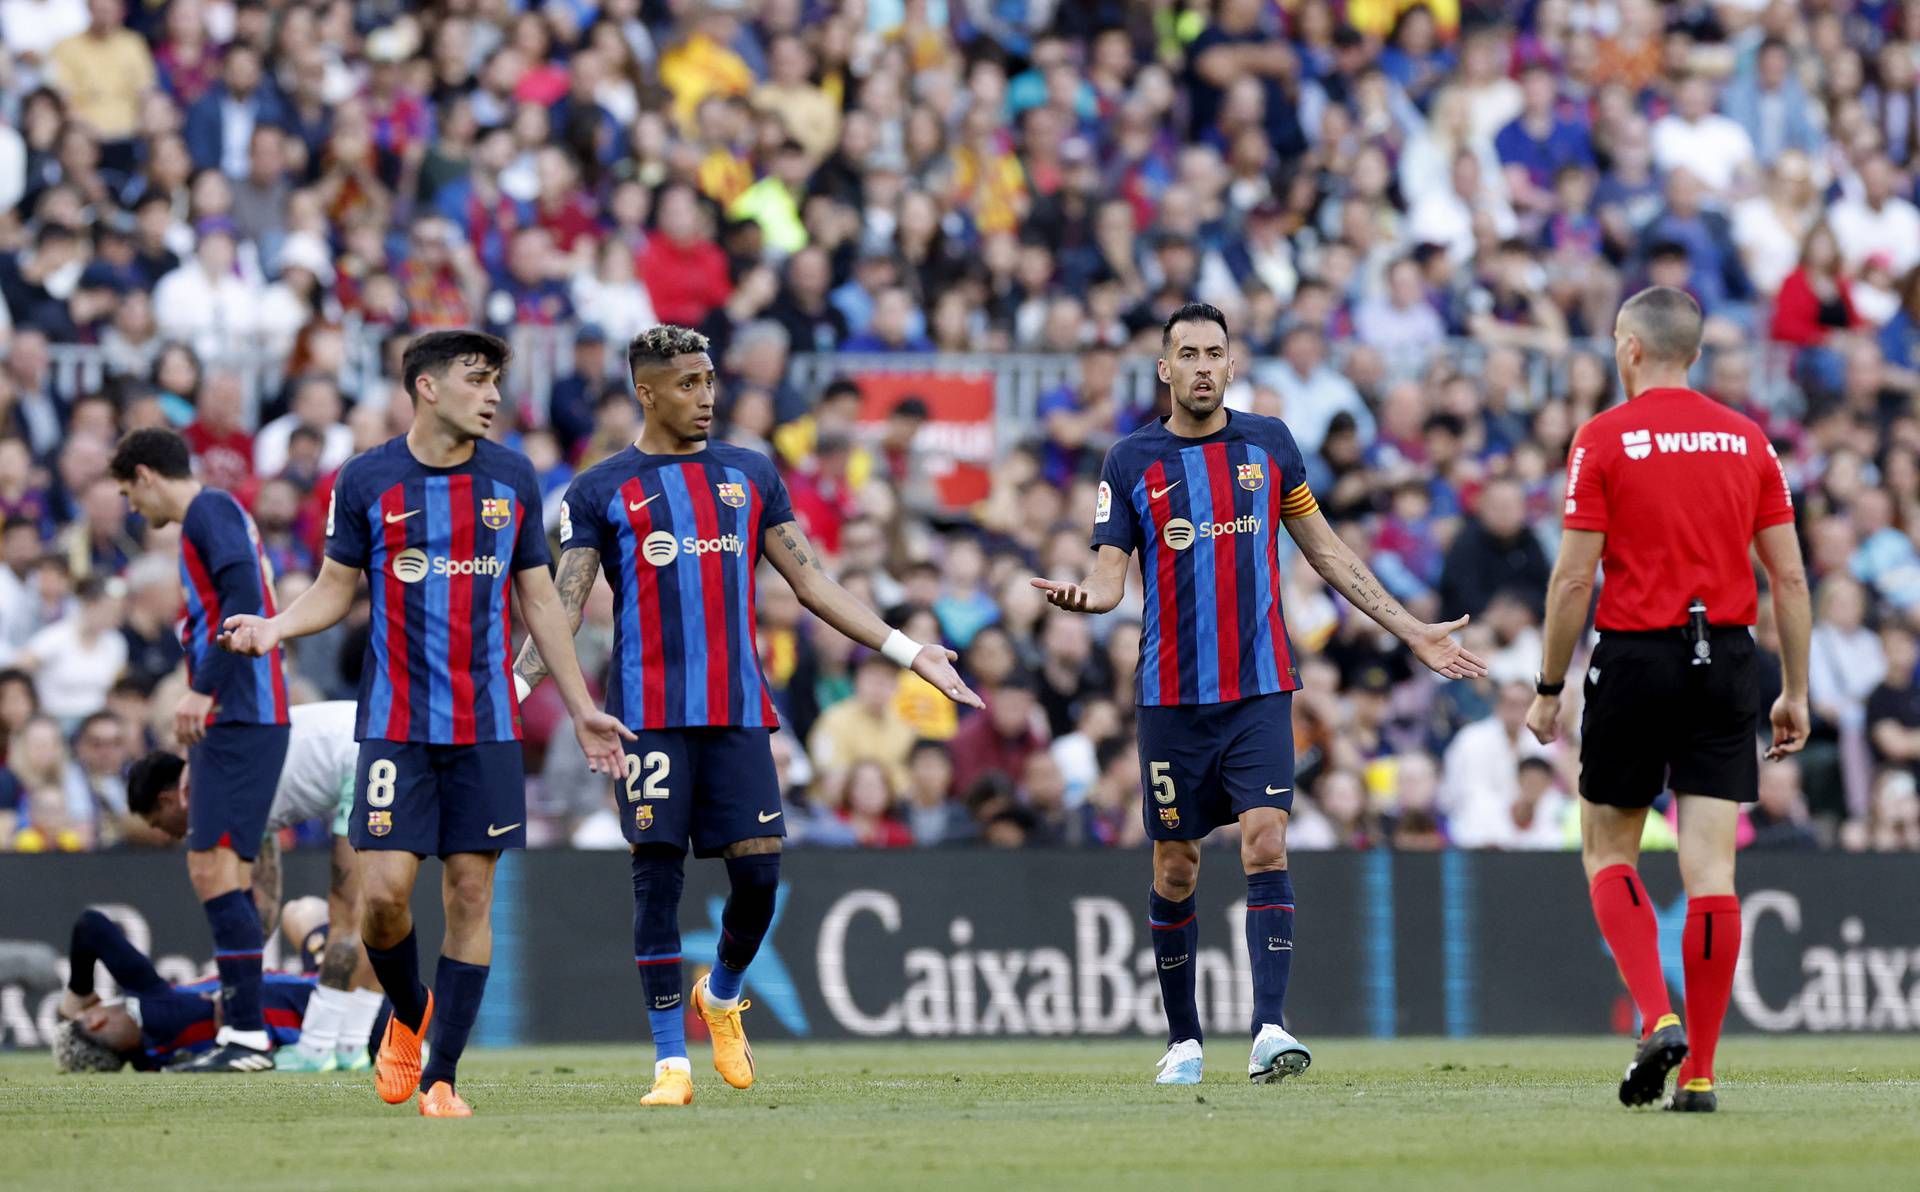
[1676, 895, 1741, 1089]
[1589, 864, 1673, 1037]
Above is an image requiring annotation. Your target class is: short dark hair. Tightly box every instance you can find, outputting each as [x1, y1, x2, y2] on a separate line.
[626, 325, 711, 378]
[908, 738, 951, 764]
[1162, 302, 1229, 348]
[125, 751, 186, 817]
[108, 428, 193, 482]
[2, 514, 39, 536]
[401, 329, 510, 403]
[1618, 285, 1704, 363]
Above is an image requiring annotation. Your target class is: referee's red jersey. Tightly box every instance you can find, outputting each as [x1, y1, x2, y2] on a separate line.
[1562, 387, 1795, 631]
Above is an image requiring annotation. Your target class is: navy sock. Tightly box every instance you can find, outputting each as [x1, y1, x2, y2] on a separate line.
[364, 928, 428, 1031]
[1246, 870, 1295, 1036]
[419, 958, 489, 1091]
[1148, 886, 1202, 1046]
[631, 848, 687, 1061]
[710, 853, 780, 1002]
[204, 890, 264, 1034]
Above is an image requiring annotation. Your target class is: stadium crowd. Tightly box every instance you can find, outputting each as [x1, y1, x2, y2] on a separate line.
[1, 0, 1919, 855]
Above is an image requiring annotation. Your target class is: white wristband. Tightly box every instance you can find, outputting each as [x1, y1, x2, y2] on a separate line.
[513, 674, 532, 703]
[881, 629, 923, 668]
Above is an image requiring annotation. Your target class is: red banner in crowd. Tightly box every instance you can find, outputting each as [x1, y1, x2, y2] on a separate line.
[854, 372, 995, 510]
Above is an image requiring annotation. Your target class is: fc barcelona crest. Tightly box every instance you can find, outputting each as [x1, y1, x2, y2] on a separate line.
[367, 810, 393, 838]
[1158, 806, 1180, 830]
[634, 805, 655, 831]
[716, 482, 748, 509]
[1237, 462, 1265, 492]
[481, 497, 513, 531]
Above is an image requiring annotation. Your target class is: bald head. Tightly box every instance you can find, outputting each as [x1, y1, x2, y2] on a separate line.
[1617, 286, 1703, 364]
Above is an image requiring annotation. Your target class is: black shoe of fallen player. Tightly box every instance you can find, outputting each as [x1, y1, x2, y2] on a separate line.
[1666, 1083, 1717, 1113]
[1618, 1020, 1688, 1107]
[167, 1041, 276, 1073]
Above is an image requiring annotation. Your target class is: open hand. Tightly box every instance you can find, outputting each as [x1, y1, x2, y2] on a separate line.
[1030, 577, 1109, 614]
[1407, 615, 1490, 681]
[912, 645, 985, 710]
[575, 710, 637, 776]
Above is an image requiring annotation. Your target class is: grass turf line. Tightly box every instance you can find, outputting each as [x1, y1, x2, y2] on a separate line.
[3, 1038, 1917, 1191]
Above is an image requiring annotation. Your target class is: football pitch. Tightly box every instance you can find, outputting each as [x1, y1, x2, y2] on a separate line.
[3, 1038, 1917, 1191]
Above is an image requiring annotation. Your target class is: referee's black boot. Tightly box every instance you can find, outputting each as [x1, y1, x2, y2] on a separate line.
[1666, 1080, 1718, 1113]
[1618, 1015, 1688, 1107]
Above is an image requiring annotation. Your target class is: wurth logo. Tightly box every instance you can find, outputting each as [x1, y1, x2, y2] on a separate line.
[1654, 431, 1749, 456]
[1621, 430, 1652, 460]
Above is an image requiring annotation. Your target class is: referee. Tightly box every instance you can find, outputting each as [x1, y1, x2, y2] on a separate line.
[1527, 286, 1811, 1114]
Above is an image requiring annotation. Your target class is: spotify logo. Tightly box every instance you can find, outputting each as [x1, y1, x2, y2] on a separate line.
[1161, 519, 1196, 550]
[391, 547, 429, 583]
[642, 530, 680, 566]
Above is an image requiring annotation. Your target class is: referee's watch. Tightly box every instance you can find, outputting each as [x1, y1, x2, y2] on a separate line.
[1535, 673, 1565, 697]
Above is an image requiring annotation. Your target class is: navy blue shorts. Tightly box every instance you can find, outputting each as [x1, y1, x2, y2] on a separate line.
[186, 722, 290, 860]
[348, 740, 526, 856]
[620, 728, 784, 857]
[1136, 691, 1296, 840]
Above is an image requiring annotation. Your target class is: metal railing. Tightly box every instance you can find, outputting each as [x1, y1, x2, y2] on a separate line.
[43, 328, 1804, 436]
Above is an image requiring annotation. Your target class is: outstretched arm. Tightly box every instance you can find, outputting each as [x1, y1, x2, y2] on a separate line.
[512, 546, 601, 692]
[763, 520, 984, 709]
[1526, 527, 1603, 745]
[1284, 509, 1489, 679]
[514, 563, 634, 774]
[219, 557, 360, 655]
[1031, 544, 1131, 614]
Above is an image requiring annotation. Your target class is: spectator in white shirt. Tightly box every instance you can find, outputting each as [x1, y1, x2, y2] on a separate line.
[253, 373, 355, 479]
[1651, 74, 1756, 196]
[1440, 679, 1552, 834]
[1353, 256, 1447, 360]
[151, 220, 262, 361]
[1407, 150, 1518, 267]
[1828, 154, 1920, 276]
[1256, 323, 1376, 455]
[1453, 756, 1572, 849]
[15, 576, 127, 730]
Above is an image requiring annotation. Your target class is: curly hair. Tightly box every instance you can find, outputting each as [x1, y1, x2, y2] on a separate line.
[52, 1019, 126, 1074]
[626, 325, 711, 375]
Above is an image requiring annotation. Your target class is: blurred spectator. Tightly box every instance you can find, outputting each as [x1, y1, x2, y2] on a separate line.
[1749, 760, 1820, 850]
[1437, 479, 1550, 620]
[806, 652, 916, 797]
[118, 552, 181, 688]
[949, 670, 1048, 799]
[16, 576, 126, 728]
[1829, 156, 1920, 278]
[1809, 576, 1886, 822]
[903, 738, 970, 846]
[255, 374, 353, 479]
[1440, 679, 1550, 834]
[6, 714, 92, 851]
[837, 759, 912, 848]
[1453, 755, 1570, 850]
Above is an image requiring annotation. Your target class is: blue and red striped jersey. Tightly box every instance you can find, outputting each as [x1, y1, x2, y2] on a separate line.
[559, 443, 793, 730]
[324, 436, 550, 743]
[133, 974, 312, 1070]
[1092, 411, 1321, 707]
[179, 488, 288, 726]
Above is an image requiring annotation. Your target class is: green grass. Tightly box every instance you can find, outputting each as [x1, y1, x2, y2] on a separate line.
[3, 1039, 1918, 1191]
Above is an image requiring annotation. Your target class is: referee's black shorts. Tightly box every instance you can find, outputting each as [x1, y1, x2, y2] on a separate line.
[1579, 628, 1761, 808]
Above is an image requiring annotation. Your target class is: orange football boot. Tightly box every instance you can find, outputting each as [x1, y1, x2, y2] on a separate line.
[418, 1081, 472, 1118]
[639, 1065, 694, 1106]
[375, 991, 434, 1105]
[693, 974, 755, 1089]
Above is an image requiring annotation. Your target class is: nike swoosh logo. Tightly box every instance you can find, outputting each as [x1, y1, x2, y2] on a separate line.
[486, 822, 522, 837]
[757, 810, 783, 823]
[1150, 481, 1181, 499]
[629, 494, 661, 512]
[1265, 785, 1290, 796]
[1158, 958, 1187, 970]
[385, 510, 420, 524]
[1267, 943, 1290, 951]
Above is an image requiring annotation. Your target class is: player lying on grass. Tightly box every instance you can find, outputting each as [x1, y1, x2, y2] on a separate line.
[53, 908, 318, 1073]
[127, 699, 386, 1073]
[1032, 303, 1487, 1085]
[513, 325, 982, 1107]
[220, 330, 634, 1118]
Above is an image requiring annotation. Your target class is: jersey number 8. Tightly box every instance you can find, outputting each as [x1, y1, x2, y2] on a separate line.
[624, 751, 670, 803]
[366, 759, 398, 808]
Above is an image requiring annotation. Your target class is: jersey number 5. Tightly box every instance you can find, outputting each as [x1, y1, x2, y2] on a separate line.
[624, 751, 670, 803]
[1149, 761, 1177, 805]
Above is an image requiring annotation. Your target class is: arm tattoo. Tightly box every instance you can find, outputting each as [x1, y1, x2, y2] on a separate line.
[771, 523, 824, 573]
[251, 836, 282, 939]
[514, 547, 600, 688]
